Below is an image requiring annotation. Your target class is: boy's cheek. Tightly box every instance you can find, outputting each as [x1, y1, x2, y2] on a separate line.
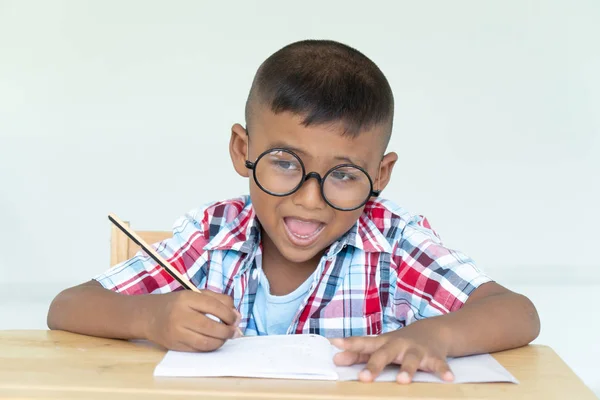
[249, 187, 279, 224]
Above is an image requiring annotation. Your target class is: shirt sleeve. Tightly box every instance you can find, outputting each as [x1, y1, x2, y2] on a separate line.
[392, 214, 492, 325]
[94, 208, 210, 295]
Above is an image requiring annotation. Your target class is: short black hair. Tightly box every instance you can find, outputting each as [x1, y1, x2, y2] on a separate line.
[246, 40, 394, 144]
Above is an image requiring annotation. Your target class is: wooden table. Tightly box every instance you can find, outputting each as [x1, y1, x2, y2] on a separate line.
[0, 330, 596, 400]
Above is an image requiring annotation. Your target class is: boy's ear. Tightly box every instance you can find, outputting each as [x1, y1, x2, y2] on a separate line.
[229, 123, 250, 178]
[375, 151, 398, 193]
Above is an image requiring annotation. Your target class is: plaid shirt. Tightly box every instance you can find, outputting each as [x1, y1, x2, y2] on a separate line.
[95, 196, 491, 337]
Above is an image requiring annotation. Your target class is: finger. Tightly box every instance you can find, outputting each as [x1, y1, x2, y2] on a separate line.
[183, 311, 236, 340]
[199, 291, 241, 323]
[172, 341, 198, 352]
[181, 328, 226, 352]
[188, 294, 238, 326]
[424, 357, 454, 382]
[337, 335, 387, 355]
[396, 349, 424, 384]
[361, 342, 402, 382]
[201, 290, 235, 309]
[333, 351, 370, 366]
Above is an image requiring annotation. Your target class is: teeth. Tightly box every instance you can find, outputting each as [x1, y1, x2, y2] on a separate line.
[290, 224, 323, 239]
[293, 233, 311, 239]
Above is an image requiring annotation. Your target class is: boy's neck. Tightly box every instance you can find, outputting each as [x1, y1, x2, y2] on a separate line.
[260, 229, 324, 296]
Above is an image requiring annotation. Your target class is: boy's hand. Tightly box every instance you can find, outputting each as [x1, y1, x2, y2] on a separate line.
[142, 290, 241, 352]
[330, 320, 454, 384]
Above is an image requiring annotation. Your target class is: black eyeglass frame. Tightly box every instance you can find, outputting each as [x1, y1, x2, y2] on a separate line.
[244, 147, 381, 211]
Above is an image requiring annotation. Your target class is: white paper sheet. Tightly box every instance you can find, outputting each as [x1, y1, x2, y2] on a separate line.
[154, 334, 518, 384]
[154, 335, 338, 380]
[335, 353, 519, 383]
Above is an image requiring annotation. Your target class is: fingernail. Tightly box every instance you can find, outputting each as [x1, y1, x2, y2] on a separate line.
[398, 372, 411, 384]
[359, 369, 373, 382]
[443, 371, 454, 381]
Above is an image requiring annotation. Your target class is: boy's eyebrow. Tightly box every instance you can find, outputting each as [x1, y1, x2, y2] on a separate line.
[333, 155, 367, 168]
[269, 142, 308, 157]
[269, 141, 367, 168]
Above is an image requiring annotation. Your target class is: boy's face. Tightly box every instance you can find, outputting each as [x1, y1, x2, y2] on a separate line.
[230, 108, 397, 264]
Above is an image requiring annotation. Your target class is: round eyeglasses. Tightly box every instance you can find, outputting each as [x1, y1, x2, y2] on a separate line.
[245, 148, 380, 211]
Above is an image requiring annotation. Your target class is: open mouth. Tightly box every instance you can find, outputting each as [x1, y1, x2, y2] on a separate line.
[283, 217, 326, 247]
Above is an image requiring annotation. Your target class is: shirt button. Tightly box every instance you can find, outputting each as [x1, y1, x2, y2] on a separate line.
[252, 269, 259, 280]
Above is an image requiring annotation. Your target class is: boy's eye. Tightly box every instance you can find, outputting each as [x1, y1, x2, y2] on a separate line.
[330, 170, 358, 182]
[268, 157, 301, 172]
[275, 161, 298, 170]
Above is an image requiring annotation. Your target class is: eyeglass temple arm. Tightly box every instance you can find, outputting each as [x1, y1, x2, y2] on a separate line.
[245, 127, 252, 166]
[371, 160, 383, 197]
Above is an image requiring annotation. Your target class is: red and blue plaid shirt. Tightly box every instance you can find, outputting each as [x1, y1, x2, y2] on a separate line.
[95, 196, 491, 337]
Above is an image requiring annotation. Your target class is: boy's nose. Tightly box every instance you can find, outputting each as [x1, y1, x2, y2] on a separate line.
[291, 177, 326, 211]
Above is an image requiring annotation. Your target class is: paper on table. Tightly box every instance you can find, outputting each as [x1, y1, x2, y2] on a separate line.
[154, 335, 338, 380]
[154, 334, 518, 384]
[334, 353, 519, 383]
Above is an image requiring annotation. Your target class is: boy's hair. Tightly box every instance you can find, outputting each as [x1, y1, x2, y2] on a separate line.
[246, 40, 394, 145]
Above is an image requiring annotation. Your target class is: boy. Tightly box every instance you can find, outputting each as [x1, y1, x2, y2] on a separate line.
[48, 40, 540, 384]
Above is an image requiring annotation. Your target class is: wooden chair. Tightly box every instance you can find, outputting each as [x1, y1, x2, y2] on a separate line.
[110, 221, 172, 266]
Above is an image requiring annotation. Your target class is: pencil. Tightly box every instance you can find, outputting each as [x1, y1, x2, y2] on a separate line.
[108, 213, 243, 337]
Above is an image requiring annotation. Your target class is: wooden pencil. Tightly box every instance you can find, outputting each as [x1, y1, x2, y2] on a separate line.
[108, 213, 243, 336]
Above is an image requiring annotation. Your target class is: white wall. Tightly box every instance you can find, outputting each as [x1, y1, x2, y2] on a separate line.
[2, 0, 598, 286]
[1, 0, 599, 392]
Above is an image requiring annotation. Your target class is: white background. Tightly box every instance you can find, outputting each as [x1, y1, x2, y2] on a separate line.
[0, 0, 598, 395]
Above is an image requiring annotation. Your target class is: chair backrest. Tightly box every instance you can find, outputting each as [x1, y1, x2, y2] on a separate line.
[110, 221, 172, 266]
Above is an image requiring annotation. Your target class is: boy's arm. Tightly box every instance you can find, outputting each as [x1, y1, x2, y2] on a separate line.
[331, 213, 540, 383]
[47, 280, 240, 351]
[47, 280, 148, 339]
[48, 201, 246, 350]
[436, 281, 540, 356]
[332, 281, 540, 382]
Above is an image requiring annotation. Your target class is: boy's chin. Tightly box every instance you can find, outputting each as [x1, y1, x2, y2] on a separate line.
[277, 244, 326, 265]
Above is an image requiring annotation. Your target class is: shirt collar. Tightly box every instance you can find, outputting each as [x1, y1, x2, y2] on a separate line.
[203, 199, 392, 259]
[202, 201, 261, 254]
[325, 211, 393, 259]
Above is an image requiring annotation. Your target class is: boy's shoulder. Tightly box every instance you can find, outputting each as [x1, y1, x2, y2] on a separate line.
[177, 195, 254, 243]
[362, 197, 443, 247]
[185, 195, 251, 226]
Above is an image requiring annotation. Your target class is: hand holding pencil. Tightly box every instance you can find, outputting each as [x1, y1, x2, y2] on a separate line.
[109, 213, 243, 352]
